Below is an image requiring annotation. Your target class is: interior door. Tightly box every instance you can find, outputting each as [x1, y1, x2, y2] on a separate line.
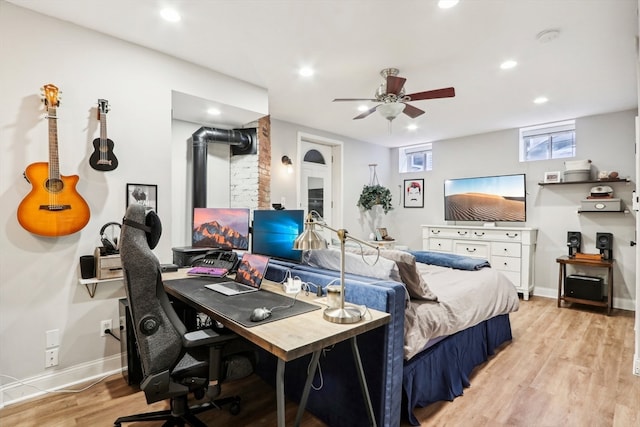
[299, 141, 333, 230]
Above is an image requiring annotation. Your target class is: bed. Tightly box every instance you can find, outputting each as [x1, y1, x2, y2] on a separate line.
[262, 248, 519, 426]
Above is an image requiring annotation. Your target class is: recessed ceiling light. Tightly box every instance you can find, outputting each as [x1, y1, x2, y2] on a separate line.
[438, 0, 460, 9]
[357, 105, 369, 112]
[536, 29, 560, 43]
[407, 123, 418, 131]
[160, 8, 181, 22]
[533, 97, 548, 104]
[500, 60, 518, 70]
[207, 108, 221, 116]
[298, 67, 314, 77]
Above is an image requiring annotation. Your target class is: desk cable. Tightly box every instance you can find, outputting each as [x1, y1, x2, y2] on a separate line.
[0, 373, 110, 395]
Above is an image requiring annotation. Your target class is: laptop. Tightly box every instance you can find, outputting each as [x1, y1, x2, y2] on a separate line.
[205, 253, 269, 296]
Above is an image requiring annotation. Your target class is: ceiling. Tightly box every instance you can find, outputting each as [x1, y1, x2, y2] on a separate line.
[8, 0, 638, 148]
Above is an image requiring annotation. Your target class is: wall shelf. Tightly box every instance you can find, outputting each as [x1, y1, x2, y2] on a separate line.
[538, 177, 630, 186]
[78, 276, 123, 298]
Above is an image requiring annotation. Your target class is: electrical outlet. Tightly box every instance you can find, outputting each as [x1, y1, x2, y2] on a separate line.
[633, 357, 640, 376]
[119, 316, 126, 332]
[100, 319, 112, 337]
[45, 348, 58, 368]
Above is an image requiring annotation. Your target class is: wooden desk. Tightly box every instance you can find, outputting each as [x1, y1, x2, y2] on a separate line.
[556, 255, 614, 315]
[163, 271, 390, 427]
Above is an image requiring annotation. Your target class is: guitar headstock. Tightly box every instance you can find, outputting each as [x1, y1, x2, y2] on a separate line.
[98, 99, 110, 115]
[41, 84, 60, 108]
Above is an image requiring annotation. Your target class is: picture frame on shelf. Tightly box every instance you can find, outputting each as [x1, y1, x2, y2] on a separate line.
[126, 183, 158, 213]
[403, 179, 424, 208]
[543, 171, 561, 183]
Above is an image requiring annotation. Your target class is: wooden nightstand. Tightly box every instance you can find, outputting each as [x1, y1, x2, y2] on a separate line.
[556, 255, 614, 315]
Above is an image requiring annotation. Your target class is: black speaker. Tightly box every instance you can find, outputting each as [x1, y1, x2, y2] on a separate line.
[79, 255, 95, 279]
[596, 232, 613, 260]
[567, 231, 581, 257]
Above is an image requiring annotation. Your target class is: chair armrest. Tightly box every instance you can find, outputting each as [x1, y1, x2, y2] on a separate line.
[182, 328, 237, 348]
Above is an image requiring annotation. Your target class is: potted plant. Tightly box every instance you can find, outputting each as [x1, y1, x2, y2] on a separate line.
[357, 184, 393, 214]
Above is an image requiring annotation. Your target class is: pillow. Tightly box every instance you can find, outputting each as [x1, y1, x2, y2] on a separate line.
[302, 248, 400, 282]
[345, 247, 438, 301]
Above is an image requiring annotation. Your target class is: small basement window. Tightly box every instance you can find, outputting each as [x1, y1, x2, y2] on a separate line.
[519, 120, 575, 162]
[399, 143, 432, 173]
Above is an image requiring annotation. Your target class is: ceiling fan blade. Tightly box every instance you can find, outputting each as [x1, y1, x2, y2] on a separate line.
[386, 76, 406, 95]
[402, 103, 425, 119]
[353, 105, 379, 120]
[333, 98, 378, 102]
[405, 87, 455, 101]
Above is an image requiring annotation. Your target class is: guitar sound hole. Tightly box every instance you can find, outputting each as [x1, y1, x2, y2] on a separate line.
[46, 178, 64, 193]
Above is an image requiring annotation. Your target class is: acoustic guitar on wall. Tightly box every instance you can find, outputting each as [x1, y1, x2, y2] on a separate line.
[89, 98, 118, 171]
[17, 84, 91, 237]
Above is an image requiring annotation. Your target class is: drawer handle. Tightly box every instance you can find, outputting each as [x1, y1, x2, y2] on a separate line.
[474, 232, 485, 237]
[503, 248, 508, 252]
[432, 230, 440, 235]
[503, 262, 508, 266]
[458, 231, 468, 236]
[466, 247, 476, 253]
[506, 233, 519, 238]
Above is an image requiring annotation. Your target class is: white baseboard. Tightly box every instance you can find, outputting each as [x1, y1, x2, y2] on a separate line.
[532, 287, 635, 311]
[0, 354, 123, 408]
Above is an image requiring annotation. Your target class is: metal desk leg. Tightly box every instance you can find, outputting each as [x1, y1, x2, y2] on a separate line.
[276, 358, 285, 427]
[350, 336, 377, 427]
[294, 350, 322, 427]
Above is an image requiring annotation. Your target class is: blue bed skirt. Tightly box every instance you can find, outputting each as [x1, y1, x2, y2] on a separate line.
[403, 314, 513, 425]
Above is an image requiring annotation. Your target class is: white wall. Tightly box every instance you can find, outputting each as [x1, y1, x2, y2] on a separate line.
[0, 2, 266, 403]
[391, 109, 636, 309]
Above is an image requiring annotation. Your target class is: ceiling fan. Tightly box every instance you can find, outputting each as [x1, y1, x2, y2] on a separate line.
[333, 68, 455, 121]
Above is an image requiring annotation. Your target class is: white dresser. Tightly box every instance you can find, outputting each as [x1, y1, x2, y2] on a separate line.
[421, 225, 538, 300]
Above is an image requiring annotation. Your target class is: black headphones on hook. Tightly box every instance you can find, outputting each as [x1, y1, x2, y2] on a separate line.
[100, 222, 122, 255]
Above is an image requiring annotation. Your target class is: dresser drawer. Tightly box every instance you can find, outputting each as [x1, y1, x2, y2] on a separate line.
[491, 255, 521, 273]
[429, 238, 453, 252]
[426, 227, 469, 239]
[481, 229, 523, 242]
[491, 242, 521, 258]
[453, 241, 489, 258]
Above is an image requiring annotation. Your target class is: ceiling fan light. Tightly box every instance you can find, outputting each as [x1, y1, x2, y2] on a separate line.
[377, 103, 405, 121]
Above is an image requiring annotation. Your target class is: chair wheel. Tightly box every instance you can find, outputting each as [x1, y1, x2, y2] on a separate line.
[229, 401, 241, 415]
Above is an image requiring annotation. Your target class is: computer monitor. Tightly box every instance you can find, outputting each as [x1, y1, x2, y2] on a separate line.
[192, 207, 250, 250]
[252, 209, 304, 262]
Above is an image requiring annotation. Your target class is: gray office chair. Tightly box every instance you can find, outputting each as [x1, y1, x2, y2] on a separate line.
[114, 204, 254, 427]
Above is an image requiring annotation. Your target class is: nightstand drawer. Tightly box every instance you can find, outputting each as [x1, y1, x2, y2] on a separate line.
[491, 242, 521, 258]
[492, 255, 521, 273]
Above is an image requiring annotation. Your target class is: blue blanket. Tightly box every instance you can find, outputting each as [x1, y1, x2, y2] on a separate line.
[409, 250, 491, 270]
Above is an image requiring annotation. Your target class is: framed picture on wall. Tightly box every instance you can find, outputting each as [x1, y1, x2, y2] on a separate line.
[403, 179, 424, 208]
[126, 183, 158, 213]
[543, 171, 561, 183]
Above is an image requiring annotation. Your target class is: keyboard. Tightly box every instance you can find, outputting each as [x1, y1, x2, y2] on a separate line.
[187, 266, 228, 278]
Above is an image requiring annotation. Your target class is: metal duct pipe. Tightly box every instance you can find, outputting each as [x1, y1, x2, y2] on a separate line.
[190, 127, 257, 208]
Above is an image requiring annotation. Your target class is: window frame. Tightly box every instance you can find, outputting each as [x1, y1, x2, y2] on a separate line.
[399, 143, 433, 173]
[519, 120, 576, 162]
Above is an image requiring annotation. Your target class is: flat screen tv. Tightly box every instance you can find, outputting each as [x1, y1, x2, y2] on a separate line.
[252, 209, 304, 262]
[192, 207, 250, 249]
[444, 174, 526, 222]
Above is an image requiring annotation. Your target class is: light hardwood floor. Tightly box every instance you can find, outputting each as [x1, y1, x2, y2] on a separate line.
[1, 296, 637, 426]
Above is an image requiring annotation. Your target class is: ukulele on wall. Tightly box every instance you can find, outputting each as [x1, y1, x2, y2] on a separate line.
[89, 99, 118, 171]
[17, 84, 91, 237]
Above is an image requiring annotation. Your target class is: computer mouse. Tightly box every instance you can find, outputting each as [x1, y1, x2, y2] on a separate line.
[250, 307, 272, 322]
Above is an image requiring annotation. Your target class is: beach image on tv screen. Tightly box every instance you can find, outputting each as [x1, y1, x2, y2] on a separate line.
[444, 175, 526, 222]
[192, 208, 250, 249]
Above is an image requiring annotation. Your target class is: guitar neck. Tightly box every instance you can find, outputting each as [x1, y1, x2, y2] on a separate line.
[48, 106, 60, 180]
[100, 109, 107, 142]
